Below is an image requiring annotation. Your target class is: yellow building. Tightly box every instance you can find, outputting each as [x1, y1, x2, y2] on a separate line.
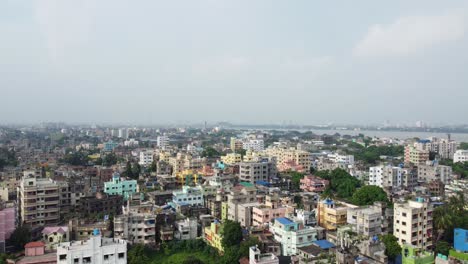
[204, 221, 224, 253]
[265, 147, 311, 171]
[221, 153, 242, 164]
[221, 202, 228, 220]
[318, 199, 349, 231]
[230, 137, 243, 152]
[175, 170, 201, 186]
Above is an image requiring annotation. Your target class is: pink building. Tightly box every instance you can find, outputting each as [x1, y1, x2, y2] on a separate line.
[0, 206, 16, 253]
[252, 195, 294, 226]
[278, 161, 305, 173]
[16, 241, 56, 264]
[300, 175, 329, 193]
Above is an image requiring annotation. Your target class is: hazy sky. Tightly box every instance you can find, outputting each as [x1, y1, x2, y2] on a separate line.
[1, 1, 467, 125]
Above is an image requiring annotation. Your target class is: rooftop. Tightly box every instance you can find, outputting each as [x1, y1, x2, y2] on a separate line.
[313, 240, 335, 249]
[276, 217, 294, 225]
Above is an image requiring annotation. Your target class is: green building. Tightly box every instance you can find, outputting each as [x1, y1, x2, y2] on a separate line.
[402, 245, 434, 264]
[104, 173, 137, 200]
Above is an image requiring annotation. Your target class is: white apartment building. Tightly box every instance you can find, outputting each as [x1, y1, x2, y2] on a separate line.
[157, 136, 170, 149]
[413, 138, 457, 160]
[347, 205, 384, 237]
[118, 128, 128, 139]
[57, 231, 127, 264]
[269, 217, 318, 256]
[393, 198, 433, 250]
[454, 150, 468, 163]
[368, 166, 402, 188]
[249, 245, 279, 264]
[243, 139, 265, 152]
[327, 154, 355, 165]
[139, 150, 154, 166]
[172, 186, 204, 207]
[174, 218, 198, 240]
[124, 139, 139, 147]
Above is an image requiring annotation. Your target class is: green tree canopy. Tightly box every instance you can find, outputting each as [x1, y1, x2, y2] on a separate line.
[221, 220, 243, 249]
[201, 147, 221, 158]
[316, 169, 360, 199]
[9, 226, 31, 250]
[380, 234, 401, 261]
[128, 244, 150, 264]
[351, 185, 390, 206]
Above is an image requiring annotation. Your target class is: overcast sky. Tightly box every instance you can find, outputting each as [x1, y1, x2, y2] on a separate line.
[1, 1, 467, 125]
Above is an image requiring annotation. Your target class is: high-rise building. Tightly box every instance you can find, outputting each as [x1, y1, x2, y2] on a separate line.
[238, 159, 277, 184]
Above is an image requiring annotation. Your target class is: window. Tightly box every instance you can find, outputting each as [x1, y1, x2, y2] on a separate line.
[118, 253, 125, 259]
[104, 255, 109, 261]
[59, 255, 67, 260]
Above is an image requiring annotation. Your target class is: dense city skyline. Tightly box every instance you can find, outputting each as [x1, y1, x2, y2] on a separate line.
[1, 0, 468, 124]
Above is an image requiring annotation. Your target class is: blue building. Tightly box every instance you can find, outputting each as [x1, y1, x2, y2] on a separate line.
[454, 228, 468, 252]
[104, 173, 137, 200]
[103, 141, 119, 152]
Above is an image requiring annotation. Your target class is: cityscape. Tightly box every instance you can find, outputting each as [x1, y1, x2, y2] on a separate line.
[1, 1, 468, 264]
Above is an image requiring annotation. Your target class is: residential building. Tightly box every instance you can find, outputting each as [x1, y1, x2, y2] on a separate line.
[0, 205, 16, 253]
[18, 176, 63, 229]
[230, 137, 244, 152]
[393, 198, 433, 250]
[317, 199, 350, 231]
[454, 150, 468, 163]
[347, 205, 385, 237]
[249, 245, 279, 264]
[269, 217, 317, 256]
[265, 147, 311, 172]
[157, 135, 169, 149]
[103, 173, 137, 200]
[78, 193, 123, 218]
[204, 220, 224, 253]
[123, 139, 139, 147]
[327, 154, 355, 165]
[172, 185, 204, 207]
[175, 170, 202, 186]
[405, 146, 430, 164]
[103, 141, 119, 152]
[15, 241, 56, 264]
[118, 128, 128, 139]
[418, 161, 452, 184]
[414, 137, 457, 160]
[369, 165, 403, 189]
[252, 195, 294, 227]
[243, 139, 265, 152]
[221, 153, 242, 165]
[299, 175, 329, 193]
[42, 226, 69, 250]
[226, 183, 257, 223]
[138, 150, 154, 166]
[454, 228, 468, 252]
[401, 244, 434, 264]
[174, 218, 198, 240]
[238, 159, 277, 184]
[57, 230, 127, 264]
[113, 206, 156, 245]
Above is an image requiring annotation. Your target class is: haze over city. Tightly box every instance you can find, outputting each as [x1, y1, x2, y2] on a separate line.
[1, 0, 468, 125]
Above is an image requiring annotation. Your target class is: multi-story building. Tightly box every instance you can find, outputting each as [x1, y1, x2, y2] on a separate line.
[317, 199, 350, 231]
[238, 159, 277, 184]
[249, 245, 279, 264]
[103, 141, 119, 152]
[18, 176, 64, 229]
[169, 153, 206, 175]
[414, 137, 457, 160]
[299, 175, 329, 193]
[230, 137, 244, 152]
[175, 170, 202, 186]
[417, 161, 452, 184]
[269, 217, 317, 256]
[57, 230, 127, 264]
[401, 244, 434, 264]
[138, 150, 154, 166]
[0, 205, 16, 253]
[347, 205, 385, 237]
[265, 147, 311, 172]
[118, 128, 128, 139]
[454, 150, 468, 163]
[103, 173, 137, 201]
[243, 139, 265, 152]
[405, 146, 430, 165]
[221, 153, 242, 165]
[172, 186, 204, 207]
[327, 154, 355, 165]
[252, 195, 294, 227]
[174, 218, 198, 240]
[204, 220, 224, 253]
[393, 198, 433, 250]
[157, 135, 170, 149]
[113, 206, 156, 245]
[226, 183, 257, 223]
[42, 226, 69, 250]
[78, 193, 123, 218]
[369, 165, 403, 189]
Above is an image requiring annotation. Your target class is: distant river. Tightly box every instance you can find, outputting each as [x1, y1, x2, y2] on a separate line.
[244, 128, 468, 141]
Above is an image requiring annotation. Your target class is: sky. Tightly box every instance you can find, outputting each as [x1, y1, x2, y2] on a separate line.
[1, 0, 468, 125]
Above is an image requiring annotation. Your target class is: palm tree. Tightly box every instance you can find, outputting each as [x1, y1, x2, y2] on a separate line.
[448, 192, 465, 213]
[433, 205, 454, 247]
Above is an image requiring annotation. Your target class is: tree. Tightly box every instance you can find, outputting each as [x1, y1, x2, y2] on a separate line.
[351, 185, 390, 206]
[9, 226, 31, 250]
[201, 147, 220, 158]
[182, 255, 205, 264]
[125, 161, 134, 179]
[132, 163, 141, 178]
[149, 160, 157, 172]
[102, 153, 118, 166]
[290, 172, 304, 190]
[433, 205, 454, 244]
[239, 237, 259, 258]
[221, 220, 243, 249]
[459, 142, 468, 150]
[380, 234, 401, 261]
[127, 244, 150, 264]
[435, 241, 450, 256]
